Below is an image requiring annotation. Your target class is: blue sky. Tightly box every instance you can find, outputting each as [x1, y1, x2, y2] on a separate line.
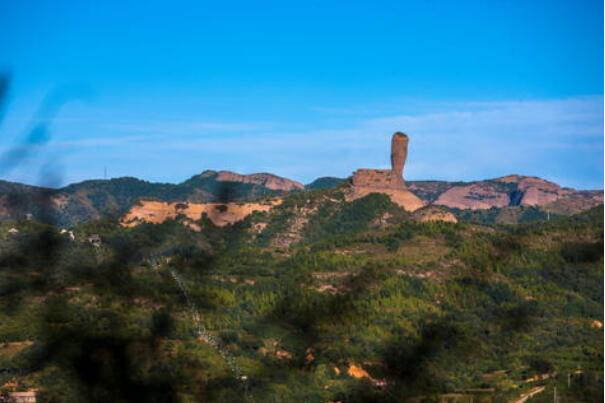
[0, 0, 603, 188]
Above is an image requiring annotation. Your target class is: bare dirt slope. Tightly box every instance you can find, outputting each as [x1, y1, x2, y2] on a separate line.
[120, 199, 282, 228]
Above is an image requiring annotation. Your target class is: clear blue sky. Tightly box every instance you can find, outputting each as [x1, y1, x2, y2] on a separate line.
[1, 0, 603, 188]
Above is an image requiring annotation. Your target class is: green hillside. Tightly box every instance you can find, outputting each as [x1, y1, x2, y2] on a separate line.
[0, 189, 602, 402]
[0, 172, 291, 226]
[305, 177, 346, 190]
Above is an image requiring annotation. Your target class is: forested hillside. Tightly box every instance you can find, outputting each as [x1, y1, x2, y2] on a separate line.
[0, 188, 602, 402]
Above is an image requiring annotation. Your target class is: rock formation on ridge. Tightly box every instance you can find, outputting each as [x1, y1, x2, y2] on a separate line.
[349, 132, 425, 211]
[413, 206, 458, 223]
[390, 132, 408, 185]
[432, 175, 604, 212]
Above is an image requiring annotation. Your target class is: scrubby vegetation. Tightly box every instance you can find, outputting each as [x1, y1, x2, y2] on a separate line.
[0, 192, 602, 402]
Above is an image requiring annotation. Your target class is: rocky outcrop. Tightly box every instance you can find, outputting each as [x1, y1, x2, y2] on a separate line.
[434, 182, 511, 210]
[351, 169, 405, 190]
[349, 132, 425, 211]
[351, 132, 409, 190]
[204, 170, 304, 191]
[390, 132, 408, 184]
[496, 175, 568, 206]
[413, 206, 458, 223]
[432, 175, 603, 212]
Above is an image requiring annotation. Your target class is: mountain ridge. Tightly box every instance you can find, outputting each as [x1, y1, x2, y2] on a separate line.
[0, 170, 601, 226]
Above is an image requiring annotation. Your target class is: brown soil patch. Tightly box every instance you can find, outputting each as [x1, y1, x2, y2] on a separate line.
[120, 199, 281, 228]
[347, 363, 371, 379]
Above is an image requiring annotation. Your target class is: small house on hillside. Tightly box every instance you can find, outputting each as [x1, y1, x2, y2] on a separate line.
[7, 228, 19, 235]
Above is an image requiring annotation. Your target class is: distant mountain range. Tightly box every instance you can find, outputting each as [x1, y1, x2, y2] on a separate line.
[0, 169, 601, 225]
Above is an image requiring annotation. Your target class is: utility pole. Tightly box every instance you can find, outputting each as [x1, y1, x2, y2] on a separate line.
[553, 386, 557, 403]
[104, 166, 107, 180]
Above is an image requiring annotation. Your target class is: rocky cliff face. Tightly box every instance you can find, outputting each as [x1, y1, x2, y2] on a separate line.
[429, 175, 603, 213]
[433, 182, 512, 210]
[496, 175, 568, 206]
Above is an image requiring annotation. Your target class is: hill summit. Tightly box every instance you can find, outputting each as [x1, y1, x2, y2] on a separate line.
[198, 170, 304, 192]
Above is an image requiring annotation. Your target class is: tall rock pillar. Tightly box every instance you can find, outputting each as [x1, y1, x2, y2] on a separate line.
[390, 132, 409, 184]
[349, 131, 424, 211]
